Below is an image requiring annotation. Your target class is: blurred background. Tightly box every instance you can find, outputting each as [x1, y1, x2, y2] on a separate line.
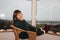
[0, 0, 60, 40]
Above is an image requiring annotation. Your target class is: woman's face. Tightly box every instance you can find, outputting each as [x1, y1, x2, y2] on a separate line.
[17, 13, 23, 20]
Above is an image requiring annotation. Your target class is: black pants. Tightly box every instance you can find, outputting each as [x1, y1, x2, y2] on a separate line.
[19, 31, 29, 39]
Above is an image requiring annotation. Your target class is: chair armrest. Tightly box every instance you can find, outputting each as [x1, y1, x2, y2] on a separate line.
[10, 25, 36, 33]
[10, 25, 25, 31]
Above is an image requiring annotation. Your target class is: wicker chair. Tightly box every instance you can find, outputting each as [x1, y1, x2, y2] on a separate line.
[10, 25, 36, 40]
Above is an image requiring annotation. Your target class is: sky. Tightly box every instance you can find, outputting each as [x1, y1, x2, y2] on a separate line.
[0, 0, 60, 21]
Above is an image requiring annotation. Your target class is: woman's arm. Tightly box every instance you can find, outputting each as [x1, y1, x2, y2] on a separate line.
[22, 20, 45, 36]
[13, 20, 29, 31]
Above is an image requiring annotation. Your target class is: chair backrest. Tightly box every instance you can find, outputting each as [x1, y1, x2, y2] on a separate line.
[10, 25, 36, 40]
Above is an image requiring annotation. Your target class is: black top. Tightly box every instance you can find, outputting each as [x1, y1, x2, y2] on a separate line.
[13, 20, 36, 32]
[13, 20, 44, 37]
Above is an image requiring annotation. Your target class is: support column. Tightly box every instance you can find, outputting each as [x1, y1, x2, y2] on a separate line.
[31, 0, 37, 27]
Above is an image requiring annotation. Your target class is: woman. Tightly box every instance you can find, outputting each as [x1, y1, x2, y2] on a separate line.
[13, 10, 50, 40]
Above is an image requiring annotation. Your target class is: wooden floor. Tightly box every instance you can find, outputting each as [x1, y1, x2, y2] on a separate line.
[0, 29, 60, 40]
[0, 32, 15, 40]
[37, 34, 60, 40]
[0, 33, 60, 40]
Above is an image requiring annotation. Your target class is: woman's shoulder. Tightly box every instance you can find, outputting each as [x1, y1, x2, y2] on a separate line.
[13, 20, 26, 24]
[13, 20, 20, 24]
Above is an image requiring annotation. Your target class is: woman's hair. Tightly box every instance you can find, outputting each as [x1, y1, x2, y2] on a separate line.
[13, 10, 21, 21]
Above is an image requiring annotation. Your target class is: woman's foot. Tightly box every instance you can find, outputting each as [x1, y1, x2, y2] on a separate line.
[43, 24, 51, 33]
